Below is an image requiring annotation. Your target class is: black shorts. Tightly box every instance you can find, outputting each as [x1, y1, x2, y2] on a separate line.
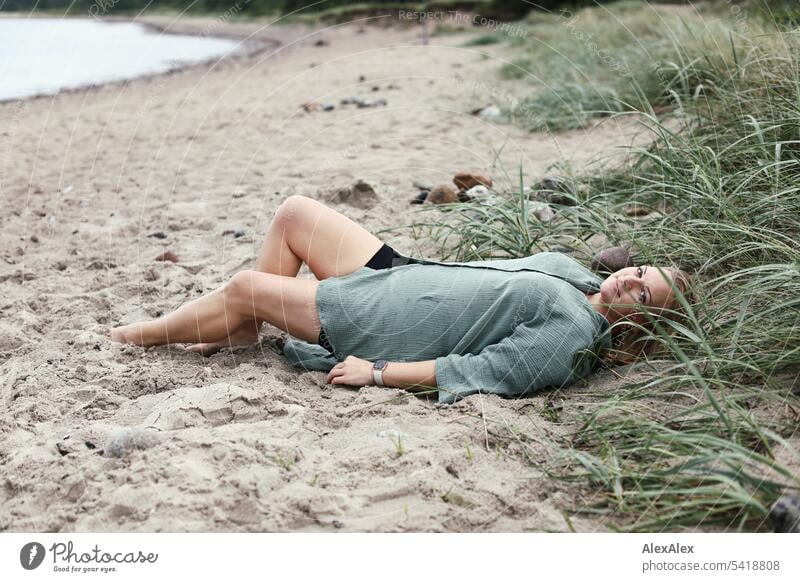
[317, 244, 422, 353]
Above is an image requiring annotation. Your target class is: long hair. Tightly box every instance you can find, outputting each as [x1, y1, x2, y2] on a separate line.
[602, 267, 693, 365]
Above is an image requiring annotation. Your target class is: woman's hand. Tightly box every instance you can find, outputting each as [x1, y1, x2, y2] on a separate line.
[325, 355, 373, 387]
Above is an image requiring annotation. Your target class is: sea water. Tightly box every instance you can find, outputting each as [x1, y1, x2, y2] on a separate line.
[0, 18, 238, 101]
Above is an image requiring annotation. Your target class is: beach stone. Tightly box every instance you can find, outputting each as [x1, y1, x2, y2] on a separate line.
[624, 204, 650, 217]
[356, 98, 387, 108]
[476, 105, 503, 123]
[770, 494, 800, 532]
[103, 428, 163, 459]
[590, 246, 633, 273]
[426, 184, 458, 205]
[409, 191, 429, 205]
[533, 176, 577, 206]
[412, 180, 433, 192]
[154, 250, 179, 263]
[528, 201, 555, 223]
[453, 172, 492, 192]
[461, 185, 490, 202]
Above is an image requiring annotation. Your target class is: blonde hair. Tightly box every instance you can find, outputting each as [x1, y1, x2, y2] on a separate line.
[602, 267, 693, 365]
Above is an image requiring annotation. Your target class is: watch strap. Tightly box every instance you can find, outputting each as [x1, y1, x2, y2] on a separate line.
[372, 359, 388, 386]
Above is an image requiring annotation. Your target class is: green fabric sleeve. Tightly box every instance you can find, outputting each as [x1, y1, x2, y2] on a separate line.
[281, 339, 339, 372]
[434, 310, 599, 405]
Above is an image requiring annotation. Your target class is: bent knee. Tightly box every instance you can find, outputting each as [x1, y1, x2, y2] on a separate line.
[275, 194, 318, 227]
[225, 270, 259, 303]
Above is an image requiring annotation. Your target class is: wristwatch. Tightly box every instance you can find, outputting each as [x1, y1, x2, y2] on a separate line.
[372, 359, 389, 387]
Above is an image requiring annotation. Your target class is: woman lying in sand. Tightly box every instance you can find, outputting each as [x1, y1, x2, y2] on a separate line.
[110, 195, 690, 404]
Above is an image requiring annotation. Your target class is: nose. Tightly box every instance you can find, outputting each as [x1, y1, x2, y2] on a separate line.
[620, 275, 637, 293]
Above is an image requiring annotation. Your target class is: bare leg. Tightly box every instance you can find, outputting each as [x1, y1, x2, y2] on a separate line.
[111, 271, 320, 347]
[187, 195, 384, 355]
[255, 194, 384, 279]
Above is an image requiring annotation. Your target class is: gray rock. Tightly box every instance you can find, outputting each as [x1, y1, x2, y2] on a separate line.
[103, 428, 163, 459]
[590, 246, 633, 273]
[770, 494, 800, 532]
[533, 176, 577, 206]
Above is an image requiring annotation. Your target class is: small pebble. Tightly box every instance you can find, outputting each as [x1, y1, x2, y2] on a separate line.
[147, 232, 167, 239]
[154, 250, 179, 263]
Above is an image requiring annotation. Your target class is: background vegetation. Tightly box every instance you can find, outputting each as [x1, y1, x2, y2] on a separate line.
[403, 0, 800, 531]
[0, 0, 682, 19]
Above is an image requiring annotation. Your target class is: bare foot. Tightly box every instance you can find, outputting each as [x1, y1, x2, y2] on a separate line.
[185, 325, 259, 357]
[110, 324, 135, 344]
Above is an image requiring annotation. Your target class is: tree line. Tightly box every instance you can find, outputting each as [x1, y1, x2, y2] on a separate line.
[0, 0, 635, 20]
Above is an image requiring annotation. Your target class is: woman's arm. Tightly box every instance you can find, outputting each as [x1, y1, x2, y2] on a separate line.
[382, 360, 437, 392]
[325, 356, 437, 393]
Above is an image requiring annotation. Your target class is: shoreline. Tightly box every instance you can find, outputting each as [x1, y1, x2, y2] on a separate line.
[0, 13, 311, 106]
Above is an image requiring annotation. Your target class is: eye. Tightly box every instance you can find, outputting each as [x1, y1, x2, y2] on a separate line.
[636, 267, 647, 303]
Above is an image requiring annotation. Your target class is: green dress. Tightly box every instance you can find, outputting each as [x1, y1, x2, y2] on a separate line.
[282, 252, 611, 404]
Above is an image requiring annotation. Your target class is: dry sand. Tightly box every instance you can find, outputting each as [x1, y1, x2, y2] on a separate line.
[1, 15, 662, 532]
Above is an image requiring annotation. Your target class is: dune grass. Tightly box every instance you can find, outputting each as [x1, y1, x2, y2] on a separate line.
[400, 0, 800, 531]
[500, 1, 754, 131]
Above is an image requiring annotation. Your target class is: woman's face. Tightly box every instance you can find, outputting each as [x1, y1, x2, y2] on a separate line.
[599, 265, 676, 318]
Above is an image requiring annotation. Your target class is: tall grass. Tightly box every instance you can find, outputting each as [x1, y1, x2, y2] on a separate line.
[404, 1, 800, 531]
[501, 2, 751, 131]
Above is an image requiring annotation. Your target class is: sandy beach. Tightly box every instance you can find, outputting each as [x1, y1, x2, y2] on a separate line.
[1, 15, 664, 532]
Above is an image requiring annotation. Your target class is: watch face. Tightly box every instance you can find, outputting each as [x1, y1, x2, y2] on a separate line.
[374, 359, 388, 370]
